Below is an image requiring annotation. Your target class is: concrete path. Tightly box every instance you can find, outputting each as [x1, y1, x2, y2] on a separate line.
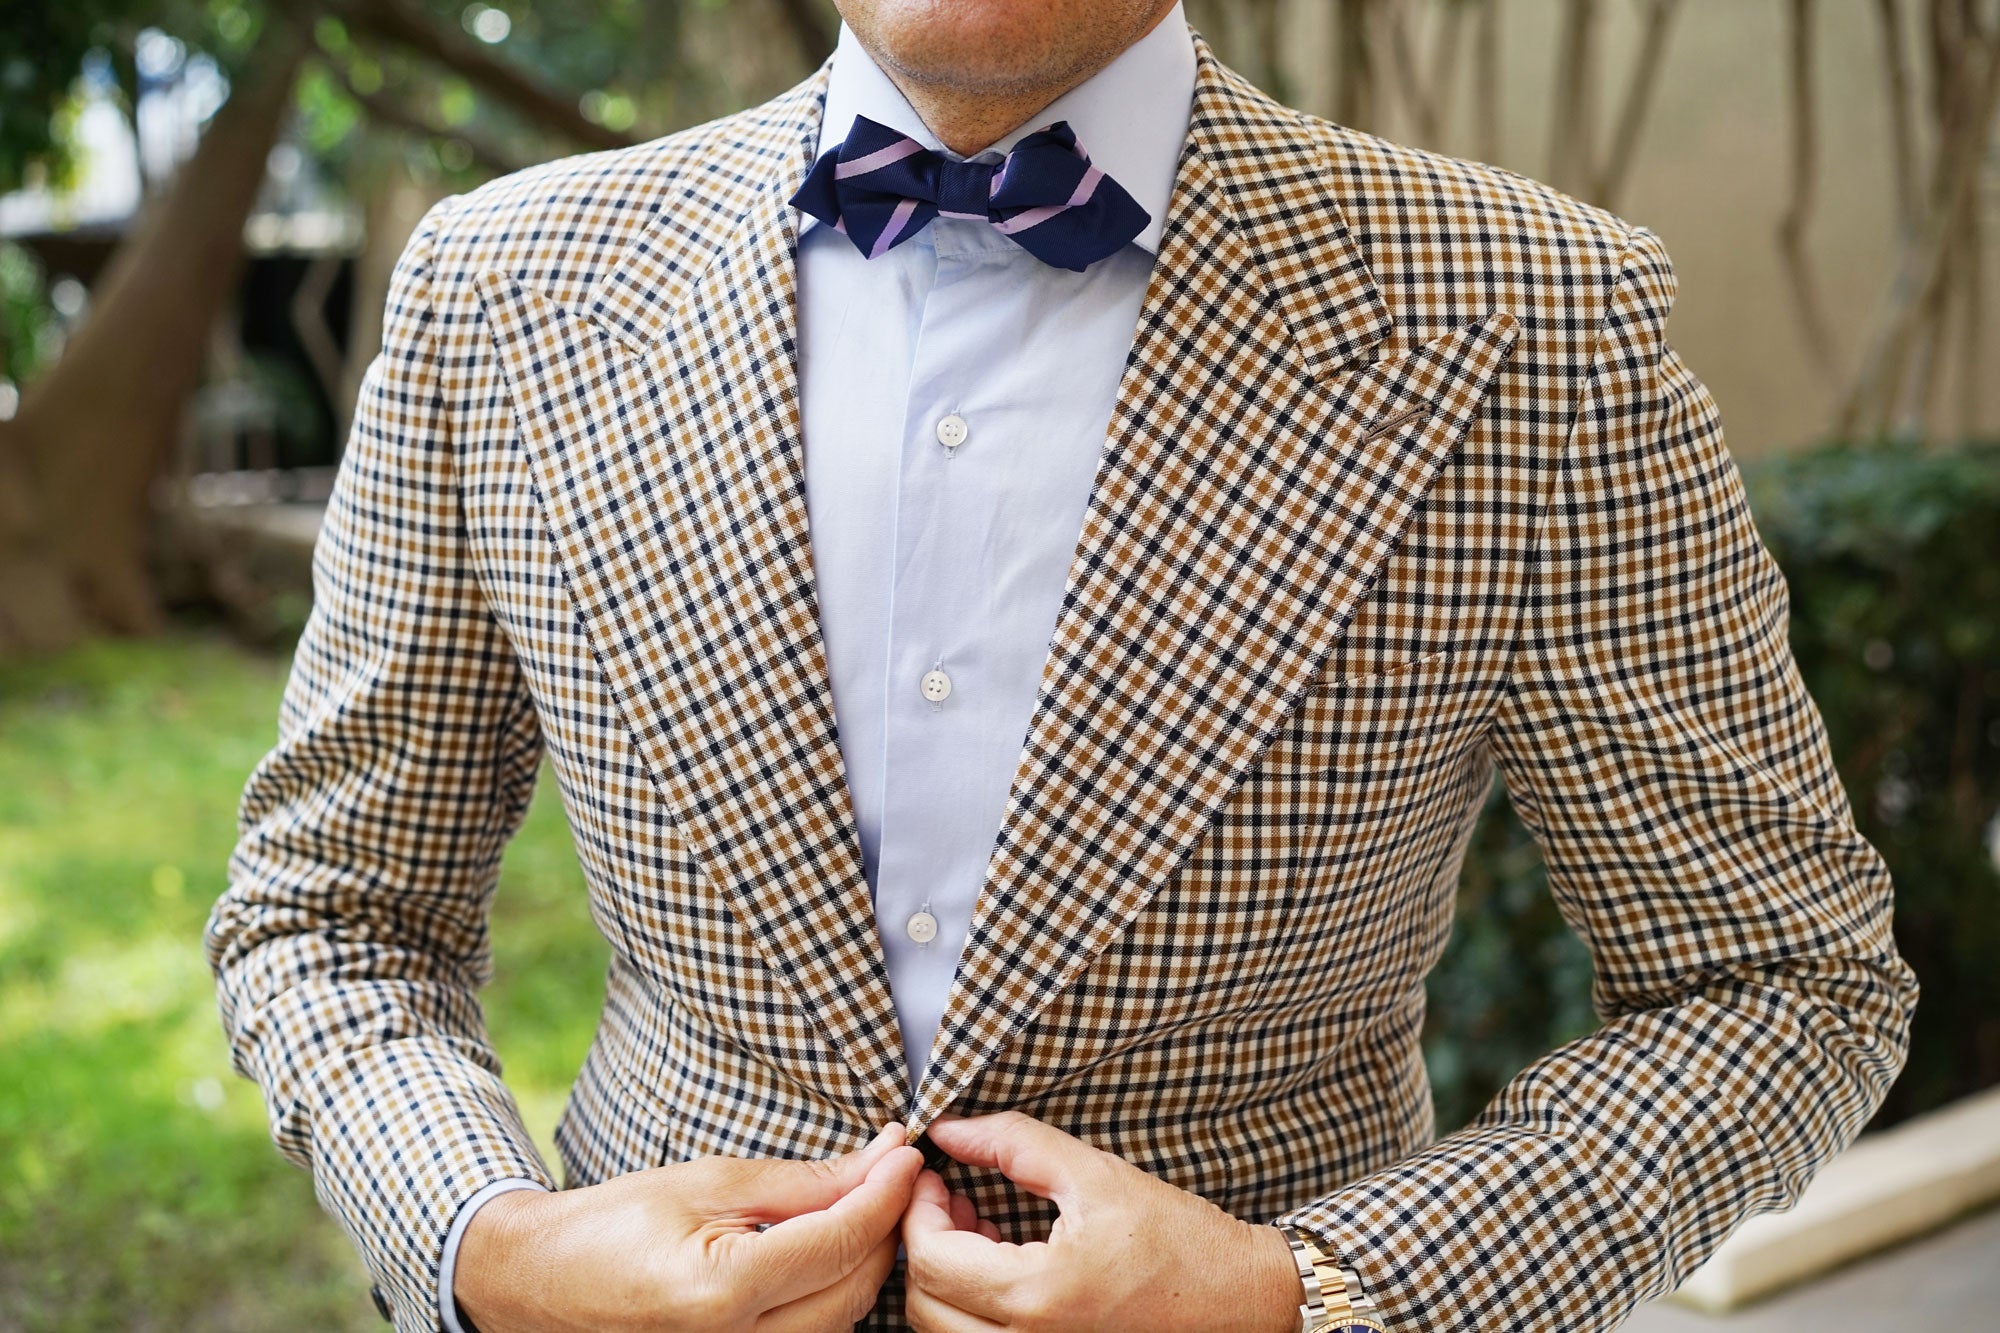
[1623, 1204, 2000, 1331]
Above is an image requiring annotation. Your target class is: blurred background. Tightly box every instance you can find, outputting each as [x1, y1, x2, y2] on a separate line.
[0, 1, 1995, 1328]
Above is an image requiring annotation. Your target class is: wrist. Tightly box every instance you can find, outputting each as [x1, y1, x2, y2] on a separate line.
[455, 1186, 558, 1329]
[1243, 1221, 1309, 1333]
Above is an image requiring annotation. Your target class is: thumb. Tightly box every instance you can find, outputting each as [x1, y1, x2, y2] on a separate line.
[918, 1111, 1103, 1208]
[743, 1141, 925, 1311]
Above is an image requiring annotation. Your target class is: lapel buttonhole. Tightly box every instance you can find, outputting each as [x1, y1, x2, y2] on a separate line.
[1363, 403, 1431, 440]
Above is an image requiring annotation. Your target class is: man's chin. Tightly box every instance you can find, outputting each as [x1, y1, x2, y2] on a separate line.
[872, 41, 1067, 98]
[843, 0, 1089, 94]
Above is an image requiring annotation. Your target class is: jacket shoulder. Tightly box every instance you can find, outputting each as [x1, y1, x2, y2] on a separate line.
[1293, 114, 1656, 351]
[1303, 113, 1638, 254]
[422, 99, 795, 313]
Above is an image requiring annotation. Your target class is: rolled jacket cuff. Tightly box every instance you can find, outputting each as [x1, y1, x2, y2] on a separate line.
[436, 1177, 552, 1332]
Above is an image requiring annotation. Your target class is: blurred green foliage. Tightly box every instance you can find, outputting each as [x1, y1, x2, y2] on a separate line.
[1424, 437, 2000, 1132]
[1, 241, 54, 388]
[0, 1, 265, 193]
[4, 0, 736, 197]
[0, 630, 608, 1329]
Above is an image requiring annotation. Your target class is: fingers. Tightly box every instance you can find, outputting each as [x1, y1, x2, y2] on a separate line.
[933, 1175, 1001, 1242]
[901, 1165, 959, 1241]
[753, 1227, 900, 1333]
[901, 1169, 1030, 1322]
[692, 1121, 907, 1224]
[919, 1111, 1103, 1207]
[744, 1139, 925, 1310]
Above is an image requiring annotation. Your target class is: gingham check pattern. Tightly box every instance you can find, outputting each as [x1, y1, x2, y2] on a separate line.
[206, 23, 1916, 1332]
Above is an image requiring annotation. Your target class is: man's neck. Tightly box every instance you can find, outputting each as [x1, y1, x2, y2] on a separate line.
[883, 80, 1067, 158]
[855, 6, 1178, 157]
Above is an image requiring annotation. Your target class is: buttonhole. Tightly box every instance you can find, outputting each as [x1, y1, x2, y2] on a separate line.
[1364, 403, 1430, 439]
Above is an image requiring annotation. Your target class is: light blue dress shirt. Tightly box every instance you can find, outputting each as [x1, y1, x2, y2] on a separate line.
[437, 10, 1196, 1325]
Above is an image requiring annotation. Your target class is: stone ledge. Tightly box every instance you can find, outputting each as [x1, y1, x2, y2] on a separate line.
[1669, 1084, 2000, 1313]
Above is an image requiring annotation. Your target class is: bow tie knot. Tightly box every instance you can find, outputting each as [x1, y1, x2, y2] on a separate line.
[789, 113, 1150, 271]
[933, 156, 1000, 220]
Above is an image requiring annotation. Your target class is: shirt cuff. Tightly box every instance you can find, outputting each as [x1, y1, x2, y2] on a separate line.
[438, 1177, 550, 1333]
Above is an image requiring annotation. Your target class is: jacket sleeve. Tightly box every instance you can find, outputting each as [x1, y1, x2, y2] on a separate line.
[1268, 224, 1918, 1330]
[203, 191, 559, 1332]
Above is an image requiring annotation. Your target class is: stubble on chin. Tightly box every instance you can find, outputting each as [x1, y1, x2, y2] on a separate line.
[845, 0, 1151, 102]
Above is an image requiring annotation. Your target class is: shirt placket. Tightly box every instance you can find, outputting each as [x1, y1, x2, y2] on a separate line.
[873, 222, 1021, 1093]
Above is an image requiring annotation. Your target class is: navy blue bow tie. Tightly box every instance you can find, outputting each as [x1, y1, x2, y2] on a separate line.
[788, 113, 1150, 272]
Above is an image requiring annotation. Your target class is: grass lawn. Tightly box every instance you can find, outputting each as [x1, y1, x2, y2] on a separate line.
[0, 625, 609, 1331]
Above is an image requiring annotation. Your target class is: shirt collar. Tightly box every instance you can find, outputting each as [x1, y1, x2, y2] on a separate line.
[804, 1, 1196, 255]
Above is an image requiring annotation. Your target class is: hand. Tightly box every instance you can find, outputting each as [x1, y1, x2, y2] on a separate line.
[455, 1121, 925, 1332]
[900, 1111, 1306, 1331]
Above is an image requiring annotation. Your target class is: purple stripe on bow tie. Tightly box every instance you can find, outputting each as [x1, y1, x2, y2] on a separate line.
[993, 164, 1105, 236]
[835, 137, 924, 179]
[788, 113, 1150, 272]
[870, 196, 923, 259]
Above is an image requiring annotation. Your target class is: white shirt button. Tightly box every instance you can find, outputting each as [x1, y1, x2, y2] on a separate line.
[920, 668, 952, 702]
[935, 414, 968, 448]
[905, 910, 939, 944]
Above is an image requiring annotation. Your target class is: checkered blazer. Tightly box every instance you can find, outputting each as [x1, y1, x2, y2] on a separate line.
[206, 23, 1916, 1332]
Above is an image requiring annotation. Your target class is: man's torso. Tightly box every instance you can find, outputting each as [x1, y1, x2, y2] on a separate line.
[426, 24, 1634, 1325]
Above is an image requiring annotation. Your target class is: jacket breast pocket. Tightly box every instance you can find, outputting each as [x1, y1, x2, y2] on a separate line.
[1257, 647, 1464, 777]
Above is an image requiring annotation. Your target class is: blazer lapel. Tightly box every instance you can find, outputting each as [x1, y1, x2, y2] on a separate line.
[476, 57, 919, 1123]
[907, 32, 1520, 1132]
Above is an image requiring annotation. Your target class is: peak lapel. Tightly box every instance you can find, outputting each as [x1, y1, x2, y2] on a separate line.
[477, 57, 918, 1123]
[907, 31, 1520, 1132]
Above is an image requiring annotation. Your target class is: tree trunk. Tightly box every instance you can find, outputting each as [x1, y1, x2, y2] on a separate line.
[0, 20, 306, 657]
[0, 427, 86, 656]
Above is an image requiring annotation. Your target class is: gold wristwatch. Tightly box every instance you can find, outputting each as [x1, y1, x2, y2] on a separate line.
[1277, 1223, 1387, 1333]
